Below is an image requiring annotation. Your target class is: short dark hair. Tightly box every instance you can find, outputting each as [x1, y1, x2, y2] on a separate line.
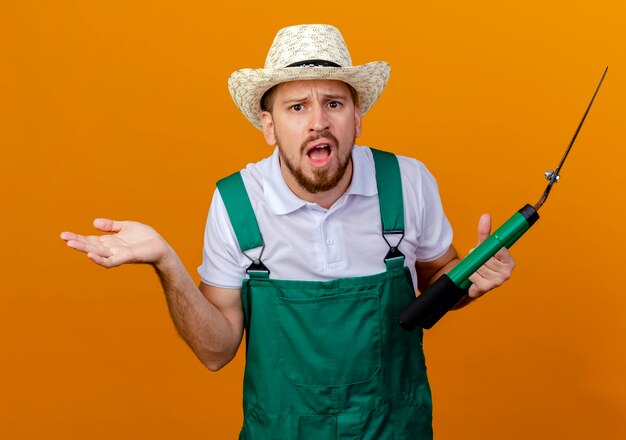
[260, 82, 359, 113]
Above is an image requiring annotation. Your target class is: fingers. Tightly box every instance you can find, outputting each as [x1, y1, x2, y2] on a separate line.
[493, 246, 514, 265]
[62, 233, 126, 268]
[60, 219, 147, 269]
[62, 233, 115, 257]
[468, 248, 515, 298]
[60, 218, 124, 253]
[87, 252, 125, 268]
[64, 235, 132, 268]
[466, 213, 516, 298]
[60, 218, 123, 242]
[476, 213, 492, 245]
[93, 218, 124, 233]
[60, 231, 78, 241]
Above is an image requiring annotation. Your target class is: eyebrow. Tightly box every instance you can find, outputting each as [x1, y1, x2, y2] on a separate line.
[322, 94, 349, 101]
[280, 93, 349, 105]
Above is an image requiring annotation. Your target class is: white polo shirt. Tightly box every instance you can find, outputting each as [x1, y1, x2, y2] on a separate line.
[198, 145, 453, 290]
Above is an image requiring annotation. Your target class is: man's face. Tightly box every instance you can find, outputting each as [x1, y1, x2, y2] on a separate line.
[261, 80, 362, 196]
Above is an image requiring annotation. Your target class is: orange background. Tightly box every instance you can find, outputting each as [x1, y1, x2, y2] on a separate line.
[1, 1, 625, 438]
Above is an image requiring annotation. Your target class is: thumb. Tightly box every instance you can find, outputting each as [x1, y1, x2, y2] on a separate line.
[93, 218, 124, 233]
[476, 213, 492, 246]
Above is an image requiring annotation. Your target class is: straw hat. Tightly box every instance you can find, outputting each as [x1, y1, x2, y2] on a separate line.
[228, 24, 391, 130]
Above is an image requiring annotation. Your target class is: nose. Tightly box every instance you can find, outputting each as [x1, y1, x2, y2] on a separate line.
[309, 102, 330, 133]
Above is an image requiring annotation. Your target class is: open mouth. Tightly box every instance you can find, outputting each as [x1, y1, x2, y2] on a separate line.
[305, 141, 334, 166]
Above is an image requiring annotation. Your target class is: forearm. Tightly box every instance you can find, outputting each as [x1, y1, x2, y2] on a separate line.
[153, 246, 241, 370]
[61, 219, 242, 369]
[422, 257, 460, 289]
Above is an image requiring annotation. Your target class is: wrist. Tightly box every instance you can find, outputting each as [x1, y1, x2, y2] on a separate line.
[153, 242, 180, 273]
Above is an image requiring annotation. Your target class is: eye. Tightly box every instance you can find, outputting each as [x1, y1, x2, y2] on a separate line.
[291, 104, 303, 112]
[328, 101, 342, 109]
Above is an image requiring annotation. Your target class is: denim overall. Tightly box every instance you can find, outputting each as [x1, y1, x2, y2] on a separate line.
[217, 149, 433, 439]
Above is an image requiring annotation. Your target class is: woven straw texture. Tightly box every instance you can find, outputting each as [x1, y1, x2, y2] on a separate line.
[228, 24, 390, 130]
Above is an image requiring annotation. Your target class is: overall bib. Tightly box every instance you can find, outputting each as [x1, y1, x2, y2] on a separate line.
[217, 149, 433, 439]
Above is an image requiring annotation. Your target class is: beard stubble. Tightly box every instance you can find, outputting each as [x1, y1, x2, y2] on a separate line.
[277, 130, 354, 194]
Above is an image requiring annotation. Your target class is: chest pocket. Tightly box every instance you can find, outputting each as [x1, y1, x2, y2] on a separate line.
[274, 286, 382, 387]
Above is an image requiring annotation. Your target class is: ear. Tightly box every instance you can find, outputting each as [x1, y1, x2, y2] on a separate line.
[261, 111, 276, 145]
[353, 104, 362, 138]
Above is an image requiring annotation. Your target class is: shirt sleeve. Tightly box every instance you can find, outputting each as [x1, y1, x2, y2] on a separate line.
[400, 158, 453, 262]
[197, 188, 247, 289]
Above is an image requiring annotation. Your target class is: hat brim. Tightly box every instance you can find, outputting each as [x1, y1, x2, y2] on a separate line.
[228, 62, 390, 130]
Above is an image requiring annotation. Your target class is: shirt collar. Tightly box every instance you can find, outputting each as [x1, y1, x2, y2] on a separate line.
[263, 145, 378, 216]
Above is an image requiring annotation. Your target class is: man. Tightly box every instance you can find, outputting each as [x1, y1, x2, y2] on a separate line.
[61, 24, 514, 439]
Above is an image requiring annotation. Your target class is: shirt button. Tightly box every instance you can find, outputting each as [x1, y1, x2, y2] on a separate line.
[326, 237, 334, 245]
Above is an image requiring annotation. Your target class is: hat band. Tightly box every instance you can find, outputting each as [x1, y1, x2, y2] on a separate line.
[286, 59, 342, 68]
